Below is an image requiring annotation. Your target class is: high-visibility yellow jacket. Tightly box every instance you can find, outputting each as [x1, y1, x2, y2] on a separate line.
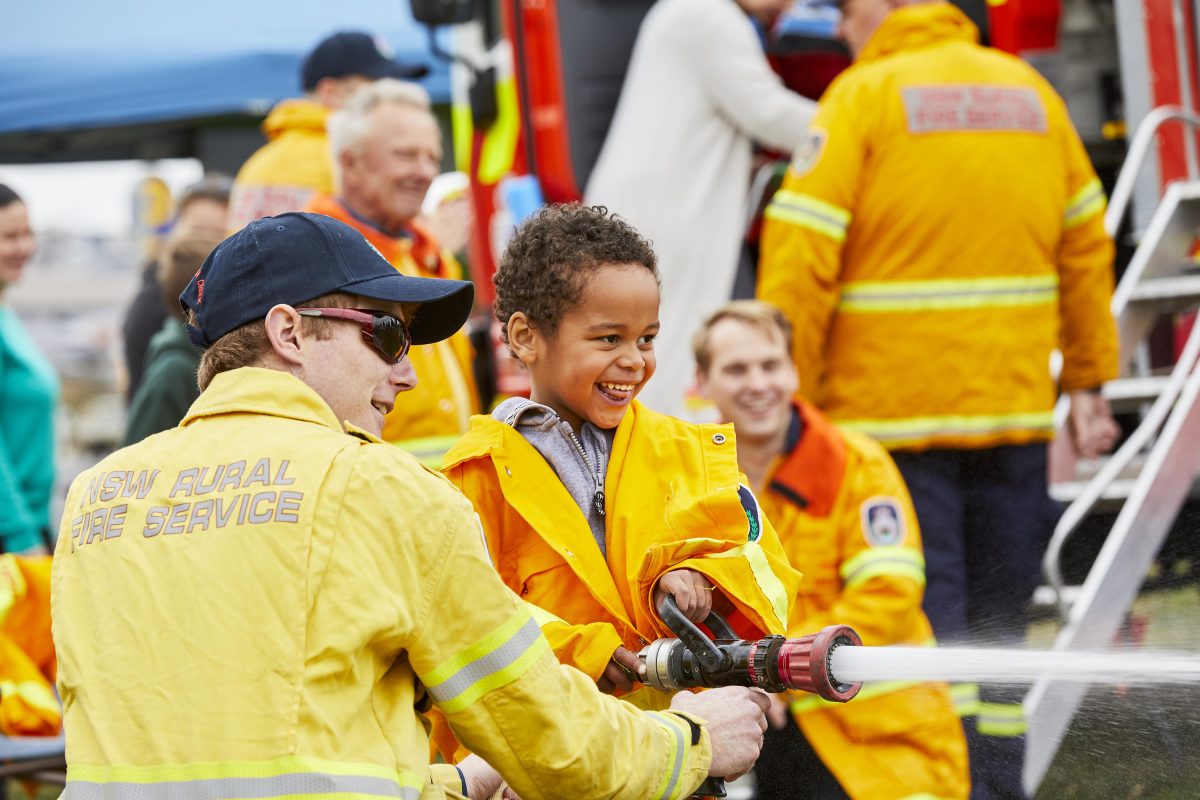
[0, 554, 60, 736]
[228, 99, 334, 231]
[306, 194, 479, 465]
[52, 367, 716, 800]
[759, 401, 969, 799]
[759, 2, 1117, 452]
[443, 401, 802, 701]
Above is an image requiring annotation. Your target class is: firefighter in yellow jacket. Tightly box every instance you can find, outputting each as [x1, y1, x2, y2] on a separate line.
[430, 206, 802, 768]
[695, 301, 969, 800]
[52, 212, 776, 800]
[0, 554, 59, 737]
[227, 31, 428, 231]
[758, 2, 1119, 797]
[306, 78, 478, 466]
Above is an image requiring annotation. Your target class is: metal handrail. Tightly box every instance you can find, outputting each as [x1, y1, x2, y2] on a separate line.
[1042, 315, 1200, 616]
[1105, 105, 1200, 237]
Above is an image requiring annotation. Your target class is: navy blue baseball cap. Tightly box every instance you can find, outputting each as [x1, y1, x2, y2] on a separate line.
[302, 32, 429, 91]
[180, 213, 473, 348]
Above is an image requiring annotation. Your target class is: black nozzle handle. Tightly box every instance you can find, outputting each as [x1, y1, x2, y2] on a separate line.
[656, 595, 732, 674]
[692, 776, 727, 798]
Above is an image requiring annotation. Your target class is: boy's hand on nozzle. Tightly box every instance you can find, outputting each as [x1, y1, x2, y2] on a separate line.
[457, 754, 505, 799]
[766, 693, 791, 729]
[597, 645, 646, 694]
[654, 569, 714, 623]
[670, 686, 770, 780]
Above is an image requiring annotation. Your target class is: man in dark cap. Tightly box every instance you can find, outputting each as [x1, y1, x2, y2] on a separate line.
[227, 32, 429, 231]
[53, 212, 774, 800]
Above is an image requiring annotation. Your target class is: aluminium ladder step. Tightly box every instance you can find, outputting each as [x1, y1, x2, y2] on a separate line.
[1049, 478, 1136, 505]
[1128, 273, 1200, 303]
[1102, 375, 1171, 411]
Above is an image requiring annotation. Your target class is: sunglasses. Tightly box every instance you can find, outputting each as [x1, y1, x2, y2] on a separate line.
[295, 307, 412, 364]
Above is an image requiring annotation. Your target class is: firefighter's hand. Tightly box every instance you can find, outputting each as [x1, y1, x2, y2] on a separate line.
[670, 686, 770, 780]
[766, 692, 791, 729]
[1068, 389, 1120, 459]
[457, 754, 504, 799]
[655, 569, 715, 622]
[597, 646, 646, 694]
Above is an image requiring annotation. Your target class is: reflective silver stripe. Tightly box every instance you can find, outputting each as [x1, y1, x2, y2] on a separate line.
[647, 711, 687, 800]
[425, 615, 543, 710]
[64, 773, 420, 799]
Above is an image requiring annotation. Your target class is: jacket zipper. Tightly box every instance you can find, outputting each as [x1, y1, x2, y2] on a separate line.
[562, 422, 606, 518]
[505, 405, 606, 517]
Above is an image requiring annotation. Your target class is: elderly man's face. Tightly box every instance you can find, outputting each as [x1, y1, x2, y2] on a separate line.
[343, 103, 442, 232]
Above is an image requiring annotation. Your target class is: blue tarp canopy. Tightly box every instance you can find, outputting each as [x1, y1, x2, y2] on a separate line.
[0, 0, 450, 162]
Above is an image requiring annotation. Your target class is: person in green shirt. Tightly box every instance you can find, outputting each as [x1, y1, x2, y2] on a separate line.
[0, 183, 57, 554]
[123, 232, 222, 445]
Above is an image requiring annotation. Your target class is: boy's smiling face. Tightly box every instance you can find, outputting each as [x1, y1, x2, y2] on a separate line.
[514, 262, 660, 432]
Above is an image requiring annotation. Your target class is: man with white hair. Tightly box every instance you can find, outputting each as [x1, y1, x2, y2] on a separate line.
[228, 31, 428, 231]
[305, 79, 477, 466]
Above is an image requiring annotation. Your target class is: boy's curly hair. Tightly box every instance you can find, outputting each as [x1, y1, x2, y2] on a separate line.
[494, 204, 659, 348]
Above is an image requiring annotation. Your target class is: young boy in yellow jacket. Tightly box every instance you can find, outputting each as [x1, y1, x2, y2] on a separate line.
[438, 205, 801, 738]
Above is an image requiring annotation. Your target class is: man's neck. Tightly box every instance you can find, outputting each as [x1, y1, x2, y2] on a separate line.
[737, 425, 790, 492]
[337, 199, 412, 240]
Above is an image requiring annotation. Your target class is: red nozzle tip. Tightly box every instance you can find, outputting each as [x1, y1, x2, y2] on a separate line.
[777, 625, 863, 702]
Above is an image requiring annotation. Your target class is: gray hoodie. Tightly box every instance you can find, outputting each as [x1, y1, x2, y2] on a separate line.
[493, 396, 615, 556]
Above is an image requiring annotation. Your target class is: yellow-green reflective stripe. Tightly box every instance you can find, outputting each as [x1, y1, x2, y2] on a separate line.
[394, 434, 463, 469]
[646, 712, 688, 800]
[840, 411, 1054, 443]
[1064, 178, 1106, 229]
[951, 683, 980, 717]
[790, 679, 919, 714]
[839, 275, 1058, 313]
[424, 611, 550, 714]
[478, 76, 520, 184]
[525, 601, 566, 628]
[840, 546, 926, 588]
[765, 190, 851, 242]
[66, 757, 425, 799]
[705, 542, 789, 631]
[977, 701, 1027, 736]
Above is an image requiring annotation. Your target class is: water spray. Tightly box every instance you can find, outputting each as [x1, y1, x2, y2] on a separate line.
[639, 598, 1200, 798]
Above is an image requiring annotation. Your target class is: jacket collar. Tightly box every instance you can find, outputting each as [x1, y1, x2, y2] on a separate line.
[262, 98, 330, 139]
[304, 194, 448, 278]
[767, 400, 847, 517]
[857, 1, 978, 63]
[182, 367, 372, 439]
[444, 400, 641, 469]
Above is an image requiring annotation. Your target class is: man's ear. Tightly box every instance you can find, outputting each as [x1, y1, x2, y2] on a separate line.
[694, 366, 710, 399]
[506, 312, 540, 365]
[263, 304, 307, 367]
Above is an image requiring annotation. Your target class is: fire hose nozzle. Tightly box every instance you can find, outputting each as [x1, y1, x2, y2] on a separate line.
[776, 624, 862, 702]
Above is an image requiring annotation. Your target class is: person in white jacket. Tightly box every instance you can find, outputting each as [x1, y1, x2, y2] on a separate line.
[585, 0, 815, 418]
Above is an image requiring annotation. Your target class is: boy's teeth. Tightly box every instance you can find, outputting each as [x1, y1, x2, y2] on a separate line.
[601, 382, 635, 391]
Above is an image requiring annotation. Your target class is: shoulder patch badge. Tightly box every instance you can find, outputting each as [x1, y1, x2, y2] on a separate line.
[738, 484, 763, 543]
[789, 128, 827, 178]
[860, 497, 905, 546]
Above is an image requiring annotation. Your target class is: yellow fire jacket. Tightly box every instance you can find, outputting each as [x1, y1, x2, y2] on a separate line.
[443, 401, 802, 700]
[759, 2, 1117, 452]
[228, 99, 335, 231]
[306, 194, 479, 465]
[52, 367, 717, 800]
[761, 402, 969, 799]
[0, 554, 59, 736]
